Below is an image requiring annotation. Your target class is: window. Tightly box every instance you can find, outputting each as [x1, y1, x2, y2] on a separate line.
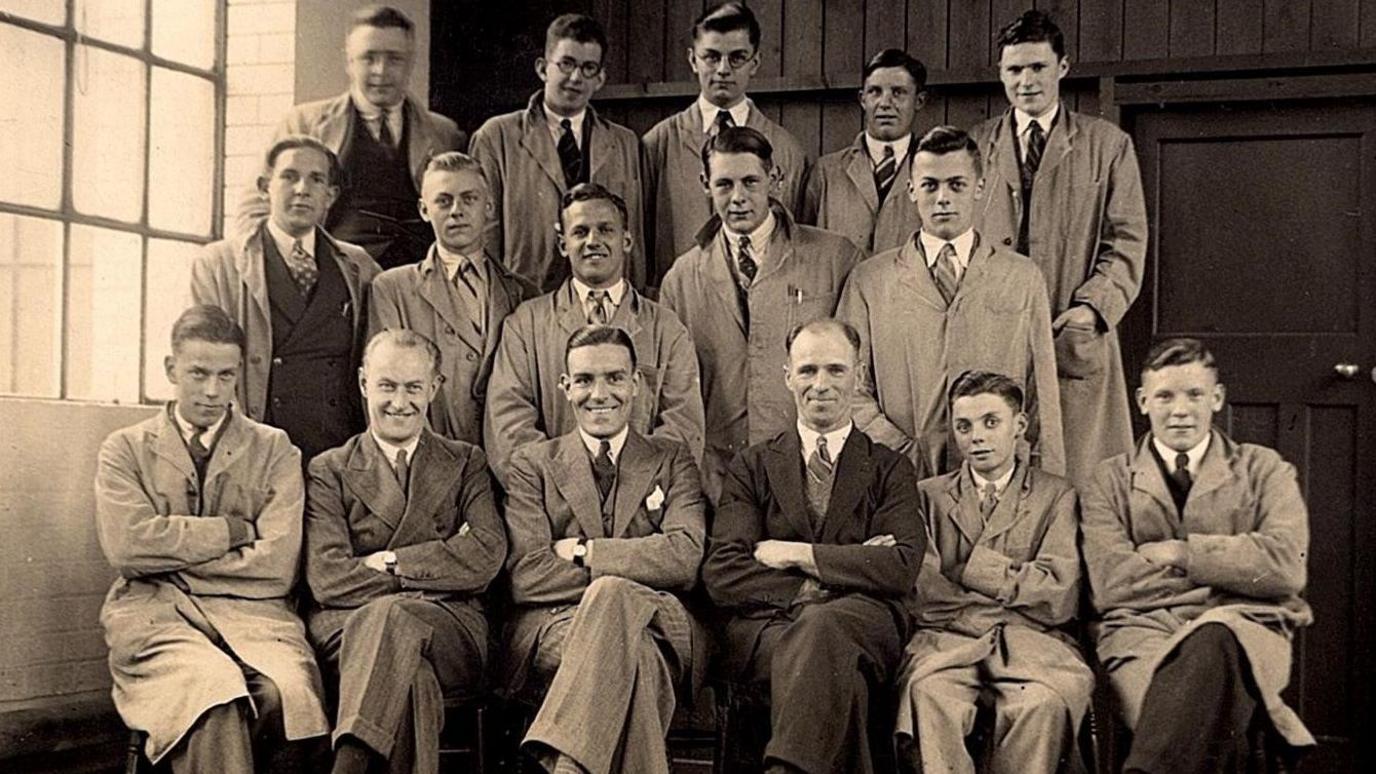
[0, 1, 223, 403]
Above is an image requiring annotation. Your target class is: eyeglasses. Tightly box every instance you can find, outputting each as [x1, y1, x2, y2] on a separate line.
[695, 50, 756, 70]
[550, 58, 603, 79]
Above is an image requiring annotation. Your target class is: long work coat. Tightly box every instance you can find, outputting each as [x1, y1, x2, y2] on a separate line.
[799, 133, 923, 256]
[972, 106, 1147, 486]
[368, 246, 538, 445]
[191, 222, 380, 423]
[470, 93, 647, 291]
[1081, 430, 1313, 745]
[837, 233, 1064, 478]
[484, 280, 704, 488]
[642, 101, 808, 286]
[95, 408, 328, 763]
[659, 204, 861, 501]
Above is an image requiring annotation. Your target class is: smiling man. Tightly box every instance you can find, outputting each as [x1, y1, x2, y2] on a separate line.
[837, 125, 1063, 480]
[485, 182, 703, 488]
[194, 135, 380, 463]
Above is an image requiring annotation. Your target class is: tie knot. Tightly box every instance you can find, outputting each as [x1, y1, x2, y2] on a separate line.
[395, 448, 408, 467]
[1175, 452, 1190, 472]
[1027, 119, 1044, 138]
[982, 482, 997, 499]
[597, 439, 612, 462]
[561, 118, 572, 131]
[738, 235, 752, 251]
[937, 242, 957, 261]
[881, 144, 895, 160]
[292, 238, 307, 256]
[816, 436, 831, 462]
[715, 109, 734, 130]
[588, 289, 606, 302]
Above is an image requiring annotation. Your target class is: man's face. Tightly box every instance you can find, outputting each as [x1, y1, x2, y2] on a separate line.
[1137, 362, 1225, 453]
[704, 151, 774, 235]
[537, 37, 606, 117]
[784, 327, 858, 434]
[165, 339, 241, 428]
[419, 168, 490, 256]
[345, 24, 414, 109]
[951, 392, 1026, 480]
[261, 146, 338, 237]
[911, 149, 983, 241]
[560, 343, 639, 438]
[559, 198, 631, 289]
[861, 66, 923, 141]
[688, 29, 759, 108]
[359, 342, 439, 446]
[997, 41, 1067, 118]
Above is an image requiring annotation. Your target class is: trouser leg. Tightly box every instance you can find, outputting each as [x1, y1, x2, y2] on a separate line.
[989, 681, 1072, 774]
[908, 666, 981, 774]
[166, 701, 254, 774]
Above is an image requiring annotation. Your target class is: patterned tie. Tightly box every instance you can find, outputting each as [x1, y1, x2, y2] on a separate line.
[592, 440, 616, 503]
[1022, 119, 1046, 187]
[557, 118, 582, 188]
[714, 109, 735, 136]
[285, 238, 318, 295]
[805, 436, 836, 530]
[807, 436, 835, 482]
[1172, 452, 1193, 496]
[931, 242, 960, 305]
[874, 144, 898, 203]
[378, 108, 398, 153]
[455, 260, 486, 335]
[736, 235, 758, 285]
[979, 482, 999, 520]
[394, 448, 410, 491]
[587, 289, 610, 325]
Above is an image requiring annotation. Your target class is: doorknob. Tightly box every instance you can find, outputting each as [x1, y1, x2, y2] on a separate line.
[1334, 363, 1361, 378]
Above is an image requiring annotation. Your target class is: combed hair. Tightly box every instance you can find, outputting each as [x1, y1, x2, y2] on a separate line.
[560, 182, 630, 229]
[351, 5, 414, 35]
[784, 318, 862, 360]
[546, 13, 608, 57]
[264, 135, 343, 186]
[701, 125, 774, 176]
[171, 305, 246, 354]
[1141, 337, 1219, 379]
[363, 329, 442, 377]
[916, 125, 983, 177]
[863, 48, 928, 90]
[693, 2, 760, 48]
[995, 9, 1065, 59]
[565, 324, 639, 370]
[948, 370, 1025, 413]
[424, 151, 487, 184]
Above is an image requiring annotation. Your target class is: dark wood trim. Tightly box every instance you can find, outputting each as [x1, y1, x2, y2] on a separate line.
[1115, 72, 1376, 104]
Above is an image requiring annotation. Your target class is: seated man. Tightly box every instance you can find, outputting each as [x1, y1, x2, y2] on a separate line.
[703, 319, 923, 774]
[304, 329, 507, 774]
[503, 324, 707, 774]
[95, 305, 327, 772]
[895, 370, 1091, 774]
[1082, 338, 1314, 773]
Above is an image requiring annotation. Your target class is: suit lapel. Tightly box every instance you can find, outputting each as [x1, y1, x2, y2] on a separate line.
[610, 430, 659, 537]
[150, 407, 197, 481]
[519, 97, 568, 191]
[586, 107, 612, 180]
[551, 433, 607, 539]
[555, 280, 589, 335]
[389, 431, 457, 548]
[240, 226, 276, 337]
[403, 97, 435, 182]
[942, 471, 987, 545]
[1034, 103, 1076, 181]
[764, 433, 815, 540]
[201, 411, 249, 485]
[1183, 430, 1232, 515]
[610, 286, 645, 340]
[343, 433, 407, 531]
[844, 137, 880, 214]
[316, 93, 352, 154]
[978, 462, 1030, 544]
[820, 431, 874, 543]
[895, 237, 949, 311]
[1130, 436, 1178, 520]
[417, 248, 483, 354]
[988, 111, 1022, 201]
[674, 104, 704, 164]
[701, 237, 748, 337]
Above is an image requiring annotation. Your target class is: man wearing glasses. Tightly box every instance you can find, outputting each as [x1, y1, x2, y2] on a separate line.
[643, 2, 808, 289]
[470, 13, 646, 292]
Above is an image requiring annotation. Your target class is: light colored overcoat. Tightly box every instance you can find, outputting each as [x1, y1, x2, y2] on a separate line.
[95, 407, 328, 763]
[799, 133, 923, 255]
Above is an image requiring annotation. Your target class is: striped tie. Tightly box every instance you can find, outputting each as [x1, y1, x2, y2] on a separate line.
[1022, 119, 1046, 186]
[736, 235, 758, 285]
[931, 242, 960, 305]
[979, 482, 998, 520]
[558, 118, 581, 188]
[807, 436, 834, 482]
[587, 289, 610, 325]
[874, 144, 898, 203]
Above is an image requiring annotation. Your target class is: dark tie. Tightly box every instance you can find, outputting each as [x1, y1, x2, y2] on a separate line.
[736, 235, 758, 285]
[1022, 119, 1046, 186]
[874, 144, 898, 203]
[558, 118, 582, 188]
[455, 261, 486, 335]
[378, 108, 397, 154]
[592, 440, 616, 504]
[931, 242, 960, 305]
[188, 425, 212, 482]
[1172, 452, 1192, 497]
[714, 109, 735, 136]
[284, 238, 318, 295]
[394, 448, 410, 491]
[979, 482, 999, 520]
[587, 289, 610, 325]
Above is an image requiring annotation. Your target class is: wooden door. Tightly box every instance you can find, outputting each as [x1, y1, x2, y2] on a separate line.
[1130, 100, 1376, 773]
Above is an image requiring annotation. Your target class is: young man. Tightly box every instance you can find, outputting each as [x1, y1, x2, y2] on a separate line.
[304, 329, 506, 774]
[799, 48, 928, 255]
[1082, 338, 1314, 773]
[95, 305, 327, 773]
[704, 319, 923, 774]
[503, 325, 707, 774]
[240, 5, 466, 269]
[660, 127, 861, 502]
[486, 183, 703, 488]
[894, 371, 1091, 774]
[972, 10, 1148, 486]
[469, 13, 645, 291]
[837, 126, 1063, 479]
[368, 152, 538, 445]
[193, 136, 380, 463]
[643, 2, 808, 286]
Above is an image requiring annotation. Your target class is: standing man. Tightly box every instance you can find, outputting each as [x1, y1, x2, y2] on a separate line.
[972, 10, 1148, 485]
[643, 2, 808, 287]
[837, 126, 1063, 479]
[96, 305, 328, 772]
[486, 183, 703, 488]
[660, 127, 861, 502]
[194, 136, 380, 463]
[304, 329, 507, 774]
[1082, 338, 1313, 772]
[369, 152, 538, 445]
[243, 5, 466, 269]
[703, 319, 923, 774]
[469, 13, 645, 292]
[503, 325, 706, 774]
[799, 48, 928, 255]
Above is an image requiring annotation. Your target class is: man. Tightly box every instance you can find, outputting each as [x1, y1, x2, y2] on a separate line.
[486, 183, 703, 488]
[660, 127, 861, 502]
[643, 2, 808, 287]
[304, 329, 507, 774]
[894, 371, 1091, 774]
[469, 13, 645, 292]
[1082, 338, 1313, 773]
[242, 5, 466, 269]
[703, 319, 923, 774]
[369, 152, 538, 445]
[503, 325, 706, 774]
[837, 125, 1063, 479]
[972, 9, 1148, 486]
[95, 305, 328, 772]
[194, 136, 380, 463]
[799, 48, 928, 255]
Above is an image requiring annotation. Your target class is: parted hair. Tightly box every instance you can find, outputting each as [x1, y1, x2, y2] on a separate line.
[995, 9, 1065, 59]
[565, 324, 639, 370]
[863, 48, 928, 90]
[171, 305, 246, 354]
[784, 318, 863, 360]
[559, 182, 630, 229]
[351, 5, 414, 35]
[1141, 337, 1219, 378]
[546, 13, 608, 57]
[693, 2, 761, 48]
[948, 370, 1025, 413]
[263, 135, 343, 186]
[916, 125, 984, 177]
[701, 126, 774, 175]
[424, 151, 487, 183]
[363, 329, 442, 377]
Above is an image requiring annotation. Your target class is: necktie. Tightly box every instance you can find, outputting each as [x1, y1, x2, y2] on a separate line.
[805, 436, 836, 529]
[714, 109, 735, 136]
[587, 289, 610, 324]
[394, 448, 410, 491]
[807, 436, 835, 482]
[285, 239, 318, 295]
[592, 440, 616, 503]
[456, 261, 485, 335]
[932, 242, 960, 305]
[1022, 119, 1046, 185]
[378, 108, 397, 153]
[736, 235, 758, 285]
[979, 482, 999, 520]
[557, 118, 582, 188]
[188, 424, 211, 478]
[874, 144, 898, 203]
[1172, 452, 1192, 496]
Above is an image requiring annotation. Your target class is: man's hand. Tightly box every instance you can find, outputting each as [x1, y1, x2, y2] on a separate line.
[552, 538, 581, 562]
[754, 539, 808, 570]
[1138, 539, 1188, 571]
[864, 533, 897, 547]
[362, 551, 390, 573]
[1053, 304, 1099, 333]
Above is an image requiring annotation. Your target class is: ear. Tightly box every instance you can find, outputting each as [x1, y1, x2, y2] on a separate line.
[1014, 411, 1030, 438]
[686, 47, 699, 75]
[358, 367, 369, 400]
[973, 175, 986, 200]
[700, 171, 712, 196]
[322, 184, 341, 212]
[914, 89, 929, 111]
[1211, 382, 1227, 413]
[1135, 386, 1148, 415]
[906, 176, 919, 203]
[256, 175, 270, 195]
[621, 230, 634, 255]
[555, 223, 569, 258]
[425, 373, 442, 403]
[164, 355, 177, 384]
[417, 198, 431, 223]
[535, 57, 549, 83]
[767, 164, 784, 197]
[558, 372, 572, 397]
[1057, 56, 1071, 80]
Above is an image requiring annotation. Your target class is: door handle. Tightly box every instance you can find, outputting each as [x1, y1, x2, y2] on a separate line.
[1334, 363, 1361, 379]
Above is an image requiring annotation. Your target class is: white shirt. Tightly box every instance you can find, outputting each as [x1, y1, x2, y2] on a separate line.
[1014, 103, 1059, 158]
[697, 94, 751, 134]
[266, 218, 317, 261]
[865, 133, 912, 168]
[571, 277, 626, 320]
[797, 420, 853, 466]
[1153, 433, 1210, 479]
[725, 210, 775, 262]
[972, 460, 1017, 497]
[173, 404, 228, 448]
[351, 92, 404, 147]
[435, 243, 488, 286]
[918, 227, 977, 282]
[372, 431, 421, 472]
[579, 425, 628, 464]
[545, 105, 587, 150]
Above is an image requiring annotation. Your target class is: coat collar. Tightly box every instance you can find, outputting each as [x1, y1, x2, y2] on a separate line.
[518, 92, 615, 190]
[149, 404, 249, 484]
[986, 102, 1080, 189]
[551, 431, 609, 538]
[941, 459, 1032, 545]
[551, 278, 646, 339]
[693, 198, 798, 250]
[236, 222, 364, 326]
[416, 245, 484, 354]
[1130, 428, 1238, 517]
[608, 430, 662, 537]
[315, 91, 438, 179]
[763, 427, 875, 541]
[342, 428, 461, 542]
[893, 230, 992, 310]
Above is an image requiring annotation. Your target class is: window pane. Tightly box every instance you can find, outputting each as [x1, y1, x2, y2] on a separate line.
[0, 24, 65, 210]
[67, 225, 141, 403]
[0, 214, 63, 397]
[144, 238, 198, 402]
[0, 1, 65, 26]
[75, 0, 144, 49]
[152, 0, 216, 70]
[73, 46, 146, 223]
[149, 69, 215, 235]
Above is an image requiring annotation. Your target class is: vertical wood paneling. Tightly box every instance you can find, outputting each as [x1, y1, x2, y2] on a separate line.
[1038, 0, 1080, 59]
[1216, 0, 1264, 55]
[1077, 82, 1101, 117]
[592, 0, 629, 83]
[947, 0, 991, 70]
[821, 101, 862, 155]
[750, 0, 786, 78]
[945, 92, 991, 130]
[626, 1, 667, 82]
[780, 102, 824, 160]
[908, 0, 949, 71]
[1077, 0, 1123, 62]
[1169, 0, 1216, 58]
[1123, 0, 1169, 59]
[866, 0, 910, 56]
[623, 103, 672, 137]
[990, 0, 1035, 65]
[824, 0, 868, 81]
[1263, 0, 1312, 52]
[664, 0, 702, 82]
[913, 95, 946, 139]
[1310, 0, 1360, 50]
[1363, 0, 1376, 46]
[781, 0, 825, 78]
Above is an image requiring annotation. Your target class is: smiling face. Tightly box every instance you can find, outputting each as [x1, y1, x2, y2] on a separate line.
[560, 342, 639, 438]
[538, 37, 606, 117]
[861, 66, 923, 142]
[1138, 361, 1225, 453]
[911, 148, 983, 241]
[998, 40, 1067, 118]
[419, 167, 489, 256]
[345, 24, 414, 109]
[558, 197, 631, 289]
[688, 28, 759, 108]
[704, 150, 774, 235]
[785, 327, 858, 434]
[261, 146, 339, 238]
[951, 392, 1026, 480]
[166, 339, 241, 428]
[360, 340, 440, 446]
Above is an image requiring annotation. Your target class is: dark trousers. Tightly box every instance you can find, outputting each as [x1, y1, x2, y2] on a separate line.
[166, 665, 312, 774]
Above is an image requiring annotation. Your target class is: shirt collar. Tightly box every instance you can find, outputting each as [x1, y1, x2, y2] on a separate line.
[918, 227, 977, 271]
[725, 210, 776, 256]
[1152, 433, 1211, 478]
[172, 403, 228, 445]
[797, 420, 853, 463]
[865, 133, 912, 166]
[350, 90, 402, 120]
[697, 94, 751, 134]
[971, 459, 1017, 495]
[435, 243, 488, 284]
[578, 425, 629, 464]
[1015, 103, 1058, 139]
[545, 104, 587, 141]
[371, 431, 421, 469]
[571, 277, 627, 309]
[266, 218, 316, 260]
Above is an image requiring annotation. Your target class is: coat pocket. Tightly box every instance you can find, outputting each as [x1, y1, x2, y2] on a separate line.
[1053, 321, 1104, 379]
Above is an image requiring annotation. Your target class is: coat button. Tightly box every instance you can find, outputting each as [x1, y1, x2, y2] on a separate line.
[272, 357, 283, 365]
[1003, 237, 1012, 246]
[250, 355, 261, 364]
[273, 397, 282, 406]
[446, 326, 455, 335]
[466, 353, 476, 361]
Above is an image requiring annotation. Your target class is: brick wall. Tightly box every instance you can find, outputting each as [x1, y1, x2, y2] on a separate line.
[223, 0, 299, 227]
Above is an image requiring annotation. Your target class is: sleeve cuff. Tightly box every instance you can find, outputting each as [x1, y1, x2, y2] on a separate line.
[960, 544, 1014, 601]
[224, 516, 254, 550]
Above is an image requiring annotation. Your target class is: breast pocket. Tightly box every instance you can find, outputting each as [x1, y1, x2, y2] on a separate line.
[210, 479, 272, 521]
[785, 286, 836, 328]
